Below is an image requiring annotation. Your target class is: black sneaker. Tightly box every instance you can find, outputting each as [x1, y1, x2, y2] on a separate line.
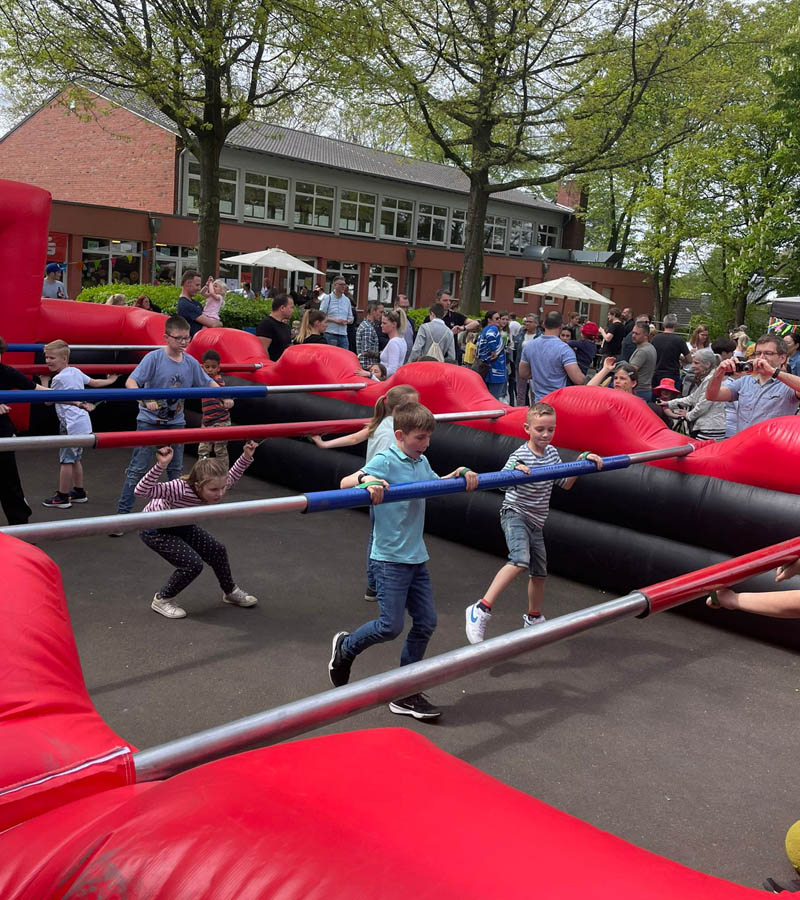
[364, 586, 378, 602]
[42, 493, 72, 509]
[69, 489, 89, 503]
[388, 693, 441, 720]
[328, 631, 353, 687]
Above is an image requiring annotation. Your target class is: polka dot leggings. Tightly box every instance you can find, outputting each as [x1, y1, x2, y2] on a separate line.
[141, 525, 235, 598]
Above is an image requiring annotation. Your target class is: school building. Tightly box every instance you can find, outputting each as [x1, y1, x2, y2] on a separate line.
[0, 87, 655, 318]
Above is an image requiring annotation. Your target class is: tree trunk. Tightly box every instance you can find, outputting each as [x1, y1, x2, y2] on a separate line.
[195, 135, 224, 281]
[460, 172, 490, 318]
[734, 293, 747, 327]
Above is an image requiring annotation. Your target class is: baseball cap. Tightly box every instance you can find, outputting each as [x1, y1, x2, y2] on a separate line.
[45, 263, 61, 275]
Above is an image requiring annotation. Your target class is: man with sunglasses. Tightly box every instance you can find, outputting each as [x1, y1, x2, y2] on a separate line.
[112, 316, 217, 528]
[706, 334, 800, 434]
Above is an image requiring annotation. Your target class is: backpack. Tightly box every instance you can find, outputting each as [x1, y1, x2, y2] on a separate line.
[426, 340, 445, 362]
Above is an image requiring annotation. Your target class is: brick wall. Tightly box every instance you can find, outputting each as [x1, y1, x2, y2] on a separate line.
[0, 93, 177, 214]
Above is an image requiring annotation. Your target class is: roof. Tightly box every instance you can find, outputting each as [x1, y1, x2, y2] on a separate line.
[88, 87, 572, 215]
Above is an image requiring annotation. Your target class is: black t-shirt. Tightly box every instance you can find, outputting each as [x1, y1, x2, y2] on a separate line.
[302, 334, 326, 344]
[443, 311, 466, 330]
[602, 321, 625, 356]
[256, 315, 292, 361]
[0, 364, 36, 437]
[652, 332, 689, 381]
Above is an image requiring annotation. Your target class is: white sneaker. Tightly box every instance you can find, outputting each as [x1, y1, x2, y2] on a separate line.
[151, 594, 187, 619]
[523, 613, 546, 627]
[223, 586, 258, 607]
[465, 602, 491, 644]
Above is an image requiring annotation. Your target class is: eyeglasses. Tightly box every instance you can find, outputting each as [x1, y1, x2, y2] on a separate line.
[754, 350, 780, 357]
[166, 334, 190, 343]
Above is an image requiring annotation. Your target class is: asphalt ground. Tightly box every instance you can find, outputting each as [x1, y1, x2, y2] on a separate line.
[12, 444, 800, 891]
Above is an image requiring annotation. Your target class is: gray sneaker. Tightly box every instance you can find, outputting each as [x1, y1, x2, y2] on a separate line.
[223, 586, 258, 607]
[151, 594, 187, 619]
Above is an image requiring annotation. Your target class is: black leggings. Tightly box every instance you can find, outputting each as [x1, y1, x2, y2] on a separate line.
[141, 525, 235, 598]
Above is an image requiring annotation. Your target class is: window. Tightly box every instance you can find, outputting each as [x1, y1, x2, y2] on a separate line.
[340, 190, 376, 235]
[294, 181, 334, 229]
[416, 203, 448, 244]
[369, 264, 400, 304]
[450, 209, 467, 247]
[290, 258, 319, 293]
[187, 162, 238, 217]
[380, 197, 414, 240]
[267, 176, 289, 223]
[484, 215, 508, 252]
[514, 277, 529, 303]
[441, 271, 459, 295]
[219, 250, 252, 290]
[481, 275, 493, 301]
[537, 223, 559, 247]
[81, 238, 143, 288]
[154, 244, 199, 285]
[244, 173, 290, 222]
[577, 300, 591, 317]
[510, 220, 534, 253]
[325, 260, 360, 300]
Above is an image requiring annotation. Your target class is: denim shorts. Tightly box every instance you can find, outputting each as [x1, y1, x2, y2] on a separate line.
[59, 445, 83, 464]
[500, 507, 547, 577]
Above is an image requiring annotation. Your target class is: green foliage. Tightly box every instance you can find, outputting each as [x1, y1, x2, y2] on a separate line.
[75, 283, 272, 328]
[407, 307, 430, 330]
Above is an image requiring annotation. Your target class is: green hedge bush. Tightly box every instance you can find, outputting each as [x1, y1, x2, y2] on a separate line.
[407, 307, 430, 329]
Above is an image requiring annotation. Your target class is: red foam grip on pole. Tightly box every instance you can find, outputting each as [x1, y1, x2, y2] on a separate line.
[641, 536, 800, 615]
[93, 418, 370, 450]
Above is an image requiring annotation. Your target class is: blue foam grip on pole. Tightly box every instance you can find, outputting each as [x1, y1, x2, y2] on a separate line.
[6, 344, 48, 352]
[304, 455, 633, 513]
[0, 386, 269, 404]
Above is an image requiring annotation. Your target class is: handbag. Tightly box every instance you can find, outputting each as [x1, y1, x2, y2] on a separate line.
[471, 332, 491, 377]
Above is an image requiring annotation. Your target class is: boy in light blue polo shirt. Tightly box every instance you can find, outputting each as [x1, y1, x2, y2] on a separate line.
[329, 403, 478, 720]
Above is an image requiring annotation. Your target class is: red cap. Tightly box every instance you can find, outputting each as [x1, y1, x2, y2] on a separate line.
[581, 322, 599, 338]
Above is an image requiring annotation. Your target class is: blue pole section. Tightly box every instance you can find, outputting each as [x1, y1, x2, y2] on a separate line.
[6, 343, 163, 352]
[0, 386, 269, 404]
[304, 444, 694, 513]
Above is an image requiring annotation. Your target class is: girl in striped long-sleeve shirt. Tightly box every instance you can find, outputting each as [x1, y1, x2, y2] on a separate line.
[135, 441, 259, 619]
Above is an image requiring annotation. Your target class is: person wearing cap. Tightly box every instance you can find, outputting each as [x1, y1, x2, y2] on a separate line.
[568, 322, 599, 375]
[42, 263, 69, 300]
[662, 348, 726, 440]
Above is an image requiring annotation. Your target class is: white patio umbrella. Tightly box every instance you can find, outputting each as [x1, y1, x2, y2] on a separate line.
[519, 275, 612, 305]
[222, 248, 324, 275]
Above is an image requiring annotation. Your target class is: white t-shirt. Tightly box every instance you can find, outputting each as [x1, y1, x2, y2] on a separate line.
[51, 366, 92, 433]
[508, 320, 522, 337]
[42, 279, 68, 299]
[366, 416, 396, 462]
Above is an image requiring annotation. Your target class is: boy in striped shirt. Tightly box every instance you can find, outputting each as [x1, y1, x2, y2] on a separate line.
[465, 402, 602, 643]
[199, 349, 233, 468]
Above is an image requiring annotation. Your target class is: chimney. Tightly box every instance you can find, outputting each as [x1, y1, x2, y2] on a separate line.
[557, 181, 588, 251]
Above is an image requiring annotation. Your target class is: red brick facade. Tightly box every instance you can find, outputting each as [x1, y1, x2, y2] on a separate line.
[0, 93, 177, 214]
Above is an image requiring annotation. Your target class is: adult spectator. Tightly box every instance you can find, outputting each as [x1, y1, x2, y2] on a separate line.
[566, 311, 581, 339]
[599, 307, 625, 358]
[320, 277, 353, 348]
[628, 319, 657, 398]
[706, 334, 800, 433]
[568, 321, 599, 375]
[42, 262, 69, 299]
[255, 292, 295, 361]
[439, 290, 479, 337]
[476, 311, 507, 400]
[237, 282, 255, 300]
[689, 324, 711, 351]
[106, 293, 127, 306]
[507, 313, 522, 338]
[621, 307, 635, 335]
[114, 316, 216, 523]
[409, 302, 455, 363]
[710, 338, 736, 361]
[176, 269, 215, 337]
[652, 313, 692, 389]
[559, 326, 572, 342]
[588, 358, 640, 396]
[519, 310, 585, 402]
[512, 314, 540, 406]
[620, 314, 649, 361]
[0, 335, 50, 524]
[356, 300, 383, 369]
[297, 309, 328, 344]
[379, 309, 407, 376]
[662, 349, 725, 440]
[394, 294, 415, 358]
[785, 333, 800, 376]
[134, 294, 162, 313]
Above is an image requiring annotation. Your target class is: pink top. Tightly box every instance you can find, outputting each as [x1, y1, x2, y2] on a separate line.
[203, 296, 223, 319]
[135, 454, 252, 512]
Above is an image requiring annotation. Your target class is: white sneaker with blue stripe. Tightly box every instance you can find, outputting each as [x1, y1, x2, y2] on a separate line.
[465, 601, 491, 644]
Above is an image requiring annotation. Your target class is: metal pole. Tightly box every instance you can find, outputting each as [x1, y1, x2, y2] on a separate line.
[132, 592, 648, 781]
[0, 445, 693, 541]
[6, 344, 166, 353]
[0, 409, 506, 453]
[0, 383, 367, 404]
[12, 363, 264, 376]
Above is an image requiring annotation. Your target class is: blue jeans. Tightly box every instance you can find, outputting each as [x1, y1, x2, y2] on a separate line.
[486, 380, 507, 400]
[365, 507, 377, 592]
[117, 422, 185, 514]
[342, 561, 436, 666]
[325, 332, 349, 349]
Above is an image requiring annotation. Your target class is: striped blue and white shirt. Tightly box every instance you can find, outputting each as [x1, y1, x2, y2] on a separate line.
[501, 443, 566, 528]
